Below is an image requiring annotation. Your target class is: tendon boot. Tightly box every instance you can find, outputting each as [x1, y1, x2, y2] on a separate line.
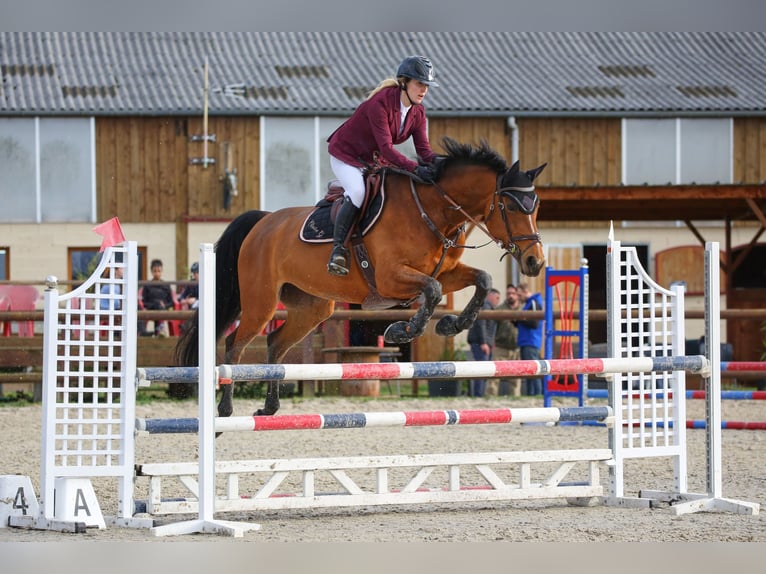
[327, 196, 360, 276]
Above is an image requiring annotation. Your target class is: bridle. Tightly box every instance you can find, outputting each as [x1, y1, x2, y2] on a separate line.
[408, 170, 542, 264]
[487, 175, 542, 261]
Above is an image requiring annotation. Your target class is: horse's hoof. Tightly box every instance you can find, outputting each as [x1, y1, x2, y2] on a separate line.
[384, 321, 415, 344]
[435, 314, 459, 336]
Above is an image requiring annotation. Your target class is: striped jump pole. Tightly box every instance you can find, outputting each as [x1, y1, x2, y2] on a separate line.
[137, 355, 710, 386]
[587, 389, 766, 401]
[721, 361, 766, 374]
[569, 419, 766, 431]
[137, 405, 614, 434]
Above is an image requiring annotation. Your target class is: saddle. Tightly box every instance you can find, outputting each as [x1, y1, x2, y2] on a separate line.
[299, 169, 386, 244]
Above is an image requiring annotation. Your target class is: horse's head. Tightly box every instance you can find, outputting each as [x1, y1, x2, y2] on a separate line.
[488, 160, 547, 277]
[424, 138, 546, 277]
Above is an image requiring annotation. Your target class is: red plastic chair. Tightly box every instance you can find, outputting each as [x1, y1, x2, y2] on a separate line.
[168, 300, 183, 337]
[0, 285, 39, 337]
[0, 294, 11, 336]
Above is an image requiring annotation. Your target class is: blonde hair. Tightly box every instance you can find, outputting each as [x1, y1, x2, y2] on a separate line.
[366, 77, 401, 100]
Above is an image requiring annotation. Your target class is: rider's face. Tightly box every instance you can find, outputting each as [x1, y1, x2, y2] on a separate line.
[402, 80, 429, 105]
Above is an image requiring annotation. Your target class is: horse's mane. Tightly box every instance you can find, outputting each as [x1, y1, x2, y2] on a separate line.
[434, 137, 508, 177]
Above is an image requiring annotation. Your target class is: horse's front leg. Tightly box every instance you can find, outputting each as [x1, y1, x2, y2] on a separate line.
[384, 277, 442, 344]
[434, 268, 492, 336]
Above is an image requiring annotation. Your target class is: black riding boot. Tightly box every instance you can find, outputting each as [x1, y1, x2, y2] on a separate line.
[327, 196, 360, 276]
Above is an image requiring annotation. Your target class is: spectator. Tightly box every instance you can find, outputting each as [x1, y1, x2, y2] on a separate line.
[492, 284, 522, 396]
[514, 282, 544, 396]
[466, 288, 501, 397]
[178, 261, 199, 310]
[99, 266, 124, 338]
[99, 266, 124, 311]
[141, 258, 175, 337]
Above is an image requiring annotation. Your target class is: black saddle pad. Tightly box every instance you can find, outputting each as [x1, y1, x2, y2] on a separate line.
[300, 188, 385, 243]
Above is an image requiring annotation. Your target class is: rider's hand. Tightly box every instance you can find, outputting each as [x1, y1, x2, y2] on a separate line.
[413, 164, 436, 183]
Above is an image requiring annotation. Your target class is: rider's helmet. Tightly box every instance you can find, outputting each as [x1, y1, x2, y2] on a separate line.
[396, 56, 439, 87]
[190, 261, 199, 274]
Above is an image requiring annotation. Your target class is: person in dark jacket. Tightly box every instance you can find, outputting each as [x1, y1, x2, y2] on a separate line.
[466, 288, 501, 397]
[492, 284, 521, 396]
[325, 55, 439, 276]
[141, 258, 175, 337]
[515, 282, 544, 396]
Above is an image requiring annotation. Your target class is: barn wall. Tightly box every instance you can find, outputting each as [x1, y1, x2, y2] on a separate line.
[95, 116, 261, 224]
[733, 117, 766, 183]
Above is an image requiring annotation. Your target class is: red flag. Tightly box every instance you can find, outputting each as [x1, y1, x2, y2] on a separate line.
[92, 217, 126, 252]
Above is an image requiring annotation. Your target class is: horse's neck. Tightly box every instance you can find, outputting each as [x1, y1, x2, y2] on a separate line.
[424, 178, 492, 229]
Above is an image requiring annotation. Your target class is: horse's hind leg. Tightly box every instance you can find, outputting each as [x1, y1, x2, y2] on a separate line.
[218, 299, 276, 417]
[256, 289, 335, 416]
[215, 328, 241, 418]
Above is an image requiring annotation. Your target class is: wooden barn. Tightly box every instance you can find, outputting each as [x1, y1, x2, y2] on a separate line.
[1, 32, 765, 363]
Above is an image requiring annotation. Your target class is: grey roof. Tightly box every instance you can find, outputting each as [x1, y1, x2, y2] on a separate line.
[1, 32, 765, 117]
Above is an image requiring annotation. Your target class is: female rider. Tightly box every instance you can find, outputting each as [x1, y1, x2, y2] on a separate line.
[326, 55, 440, 276]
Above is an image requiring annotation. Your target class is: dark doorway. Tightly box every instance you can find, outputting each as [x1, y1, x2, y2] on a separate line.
[728, 243, 766, 362]
[583, 243, 649, 344]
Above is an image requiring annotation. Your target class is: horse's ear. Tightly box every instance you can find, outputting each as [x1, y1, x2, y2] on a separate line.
[509, 160, 520, 175]
[525, 162, 548, 182]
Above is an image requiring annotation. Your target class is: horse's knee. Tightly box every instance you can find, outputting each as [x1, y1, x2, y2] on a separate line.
[476, 270, 492, 292]
[422, 279, 443, 306]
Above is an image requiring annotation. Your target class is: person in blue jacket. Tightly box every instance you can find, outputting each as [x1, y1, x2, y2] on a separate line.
[514, 282, 544, 396]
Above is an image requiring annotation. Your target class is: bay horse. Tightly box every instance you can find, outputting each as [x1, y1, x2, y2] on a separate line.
[175, 137, 546, 417]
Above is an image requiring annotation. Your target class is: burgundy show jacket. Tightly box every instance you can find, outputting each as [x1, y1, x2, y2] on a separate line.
[328, 86, 436, 172]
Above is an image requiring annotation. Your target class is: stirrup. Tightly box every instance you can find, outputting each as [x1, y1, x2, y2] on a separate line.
[327, 247, 350, 276]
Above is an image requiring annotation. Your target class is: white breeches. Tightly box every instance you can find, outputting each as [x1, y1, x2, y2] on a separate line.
[330, 155, 365, 208]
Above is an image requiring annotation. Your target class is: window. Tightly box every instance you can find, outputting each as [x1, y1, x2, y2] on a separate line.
[260, 116, 420, 211]
[0, 247, 8, 280]
[0, 117, 96, 223]
[68, 246, 147, 283]
[261, 117, 347, 211]
[622, 118, 732, 185]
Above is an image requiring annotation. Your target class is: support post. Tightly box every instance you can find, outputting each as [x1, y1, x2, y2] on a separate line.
[150, 244, 260, 536]
[667, 241, 759, 516]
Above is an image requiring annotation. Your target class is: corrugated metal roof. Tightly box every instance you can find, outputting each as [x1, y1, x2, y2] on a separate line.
[1, 32, 765, 116]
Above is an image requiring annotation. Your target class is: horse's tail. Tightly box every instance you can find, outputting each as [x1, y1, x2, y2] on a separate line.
[174, 210, 272, 367]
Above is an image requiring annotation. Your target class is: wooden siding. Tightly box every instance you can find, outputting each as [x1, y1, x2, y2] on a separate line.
[96, 116, 261, 223]
[655, 245, 728, 296]
[734, 117, 766, 183]
[95, 116, 765, 225]
[428, 117, 511, 159]
[517, 118, 622, 186]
